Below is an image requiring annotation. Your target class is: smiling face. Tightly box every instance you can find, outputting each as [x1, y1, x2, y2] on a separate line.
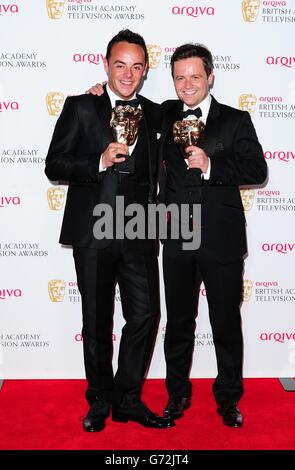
[104, 41, 147, 100]
[173, 57, 214, 108]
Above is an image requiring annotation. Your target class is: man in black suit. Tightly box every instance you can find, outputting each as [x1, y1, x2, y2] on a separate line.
[45, 30, 174, 432]
[159, 44, 267, 427]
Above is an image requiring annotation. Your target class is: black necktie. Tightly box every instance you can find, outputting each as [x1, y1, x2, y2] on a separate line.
[182, 107, 202, 119]
[115, 98, 140, 108]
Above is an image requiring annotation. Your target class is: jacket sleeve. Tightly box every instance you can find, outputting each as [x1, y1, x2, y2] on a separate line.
[45, 97, 100, 183]
[210, 111, 267, 186]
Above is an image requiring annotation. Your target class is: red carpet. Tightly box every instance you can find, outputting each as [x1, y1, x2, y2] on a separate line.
[0, 378, 294, 450]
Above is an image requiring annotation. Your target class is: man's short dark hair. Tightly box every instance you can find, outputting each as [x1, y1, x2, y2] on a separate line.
[106, 29, 148, 64]
[171, 44, 213, 78]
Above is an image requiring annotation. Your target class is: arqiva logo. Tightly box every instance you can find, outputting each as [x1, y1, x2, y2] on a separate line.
[264, 150, 295, 162]
[0, 288, 22, 300]
[0, 196, 21, 208]
[0, 101, 19, 112]
[0, 3, 19, 15]
[266, 56, 295, 68]
[171, 5, 215, 17]
[262, 243, 295, 254]
[73, 53, 105, 65]
[260, 332, 295, 343]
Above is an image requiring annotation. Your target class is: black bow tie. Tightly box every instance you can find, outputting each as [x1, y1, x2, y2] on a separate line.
[115, 98, 140, 108]
[182, 107, 202, 119]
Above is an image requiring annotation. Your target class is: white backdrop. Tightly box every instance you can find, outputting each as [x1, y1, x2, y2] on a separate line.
[1, 0, 295, 379]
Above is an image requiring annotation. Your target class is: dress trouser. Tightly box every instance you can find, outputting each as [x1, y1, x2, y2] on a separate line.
[73, 239, 160, 407]
[163, 242, 244, 404]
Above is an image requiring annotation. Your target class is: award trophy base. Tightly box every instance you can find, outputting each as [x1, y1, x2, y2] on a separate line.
[113, 153, 135, 174]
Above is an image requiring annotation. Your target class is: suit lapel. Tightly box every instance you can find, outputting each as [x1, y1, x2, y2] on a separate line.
[202, 96, 220, 157]
[161, 100, 184, 162]
[138, 95, 152, 152]
[93, 87, 113, 152]
[137, 96, 155, 201]
[92, 89, 118, 206]
[162, 100, 182, 143]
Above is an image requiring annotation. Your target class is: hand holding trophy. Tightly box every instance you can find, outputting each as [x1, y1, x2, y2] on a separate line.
[110, 103, 143, 174]
[173, 119, 205, 186]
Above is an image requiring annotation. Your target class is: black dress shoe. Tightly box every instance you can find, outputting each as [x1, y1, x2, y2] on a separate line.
[217, 402, 243, 428]
[112, 401, 175, 429]
[163, 396, 191, 419]
[83, 398, 110, 432]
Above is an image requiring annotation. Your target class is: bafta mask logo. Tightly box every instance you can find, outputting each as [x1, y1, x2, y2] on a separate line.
[46, 0, 65, 19]
[242, 0, 260, 22]
[240, 189, 255, 211]
[147, 44, 162, 69]
[47, 187, 65, 211]
[243, 279, 253, 302]
[48, 280, 66, 302]
[239, 94, 257, 115]
[46, 92, 64, 116]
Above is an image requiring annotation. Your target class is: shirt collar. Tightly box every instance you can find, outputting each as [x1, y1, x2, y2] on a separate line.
[183, 94, 212, 123]
[106, 84, 137, 109]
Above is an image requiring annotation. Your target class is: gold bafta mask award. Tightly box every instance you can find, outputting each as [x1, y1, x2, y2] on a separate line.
[48, 280, 66, 303]
[242, 0, 260, 22]
[173, 119, 205, 185]
[47, 186, 65, 211]
[46, 0, 65, 20]
[46, 92, 64, 116]
[110, 104, 143, 174]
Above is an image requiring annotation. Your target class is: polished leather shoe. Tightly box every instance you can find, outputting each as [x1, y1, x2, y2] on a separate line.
[217, 402, 243, 428]
[83, 398, 110, 432]
[112, 401, 175, 429]
[163, 396, 191, 419]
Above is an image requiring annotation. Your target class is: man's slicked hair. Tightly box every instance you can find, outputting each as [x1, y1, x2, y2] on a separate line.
[106, 29, 149, 65]
[171, 43, 214, 78]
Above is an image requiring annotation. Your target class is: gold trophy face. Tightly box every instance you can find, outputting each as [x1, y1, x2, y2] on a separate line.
[173, 119, 205, 150]
[110, 105, 143, 173]
[110, 105, 143, 145]
[173, 119, 205, 186]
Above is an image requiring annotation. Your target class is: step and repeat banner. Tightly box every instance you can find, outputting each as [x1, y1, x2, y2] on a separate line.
[0, 0, 294, 378]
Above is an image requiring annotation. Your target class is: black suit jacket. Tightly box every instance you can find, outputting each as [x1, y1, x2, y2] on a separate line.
[158, 96, 267, 262]
[45, 91, 161, 248]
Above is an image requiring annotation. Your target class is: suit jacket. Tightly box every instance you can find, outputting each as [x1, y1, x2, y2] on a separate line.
[158, 96, 267, 262]
[45, 90, 161, 248]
